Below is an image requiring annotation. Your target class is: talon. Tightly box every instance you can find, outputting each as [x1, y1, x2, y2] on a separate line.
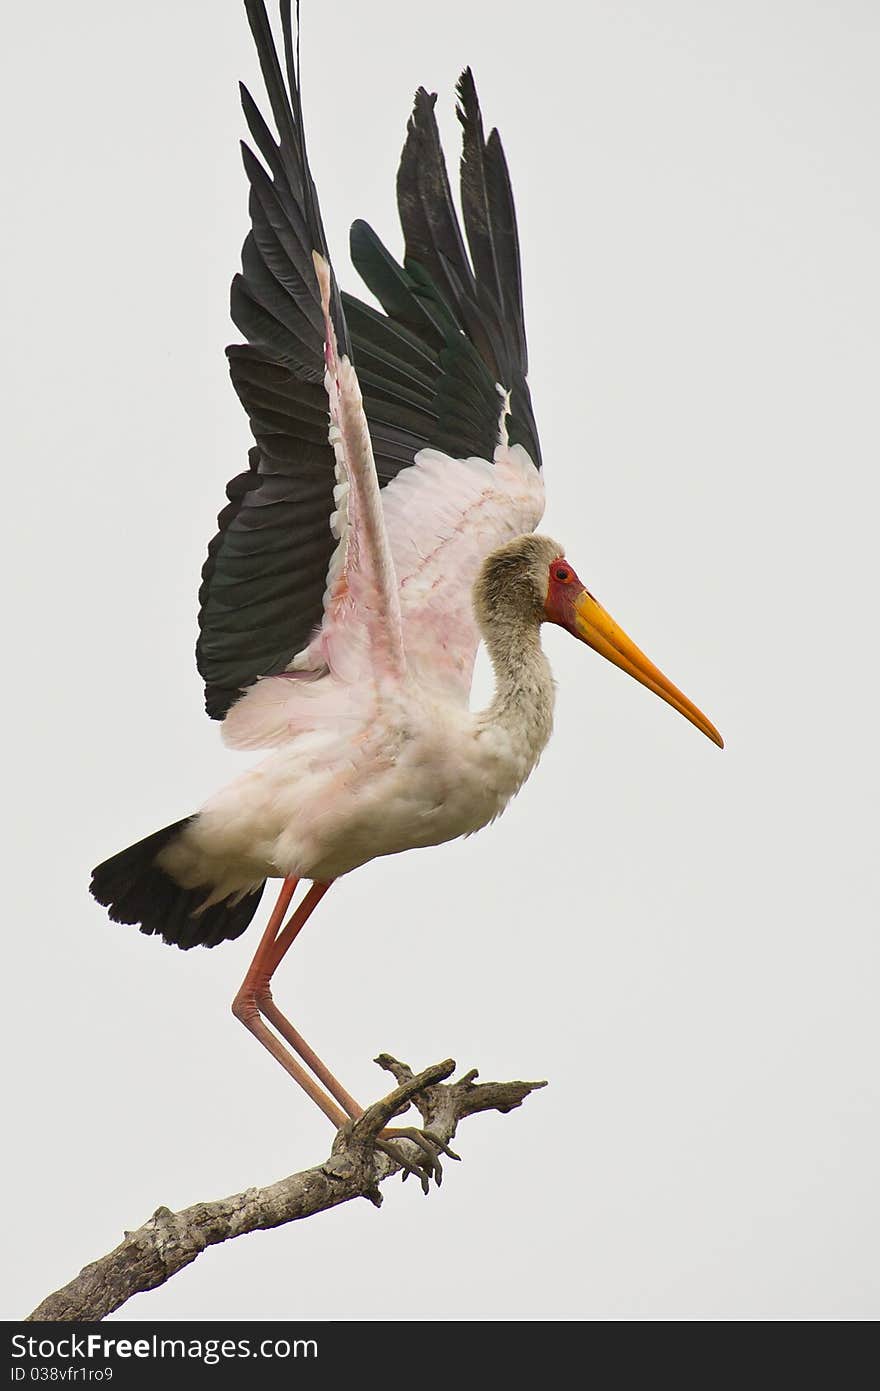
[390, 1127, 438, 1161]
[387, 1125, 458, 1164]
[376, 1125, 456, 1190]
[422, 1129, 461, 1161]
[375, 1139, 431, 1194]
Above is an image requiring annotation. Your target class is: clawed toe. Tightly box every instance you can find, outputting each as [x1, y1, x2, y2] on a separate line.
[335, 1059, 464, 1194]
[385, 1126, 460, 1163]
[377, 1126, 460, 1193]
[374, 1138, 434, 1193]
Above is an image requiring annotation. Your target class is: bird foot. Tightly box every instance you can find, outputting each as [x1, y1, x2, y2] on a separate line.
[334, 1058, 460, 1195]
[376, 1127, 460, 1194]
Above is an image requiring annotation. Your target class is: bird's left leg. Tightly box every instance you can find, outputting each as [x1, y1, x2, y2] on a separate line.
[238, 880, 455, 1188]
[232, 880, 352, 1129]
[255, 881, 364, 1120]
[259, 889, 456, 1186]
[233, 879, 363, 1121]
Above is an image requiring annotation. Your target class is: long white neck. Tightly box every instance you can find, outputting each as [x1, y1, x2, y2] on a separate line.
[475, 617, 555, 792]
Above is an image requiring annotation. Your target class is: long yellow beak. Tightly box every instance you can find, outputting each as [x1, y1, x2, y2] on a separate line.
[571, 589, 723, 748]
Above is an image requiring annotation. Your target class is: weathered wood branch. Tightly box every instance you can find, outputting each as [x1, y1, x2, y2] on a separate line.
[27, 1056, 546, 1321]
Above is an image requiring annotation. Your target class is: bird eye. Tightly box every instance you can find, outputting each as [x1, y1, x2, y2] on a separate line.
[553, 565, 571, 583]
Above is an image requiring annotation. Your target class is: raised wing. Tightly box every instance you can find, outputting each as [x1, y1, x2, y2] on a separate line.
[202, 0, 543, 734]
[198, 0, 404, 716]
[197, 0, 337, 719]
[343, 74, 544, 703]
[363, 72, 540, 468]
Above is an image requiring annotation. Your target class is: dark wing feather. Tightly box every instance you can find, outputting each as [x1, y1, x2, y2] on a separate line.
[199, 3, 540, 720]
[198, 0, 345, 720]
[346, 224, 503, 469]
[348, 68, 541, 473]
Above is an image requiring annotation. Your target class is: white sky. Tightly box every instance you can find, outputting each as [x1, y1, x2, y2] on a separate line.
[3, 0, 878, 1320]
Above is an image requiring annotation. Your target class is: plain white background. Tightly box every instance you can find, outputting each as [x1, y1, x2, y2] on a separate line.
[3, 0, 878, 1320]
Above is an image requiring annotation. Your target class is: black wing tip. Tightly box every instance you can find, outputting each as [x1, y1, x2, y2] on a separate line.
[456, 66, 476, 97]
[413, 85, 438, 113]
[403, 87, 439, 152]
[485, 126, 506, 158]
[455, 68, 502, 152]
[455, 66, 480, 118]
[350, 217, 383, 257]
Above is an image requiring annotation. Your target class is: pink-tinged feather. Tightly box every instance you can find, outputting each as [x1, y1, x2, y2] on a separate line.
[386, 443, 545, 702]
[306, 252, 406, 686]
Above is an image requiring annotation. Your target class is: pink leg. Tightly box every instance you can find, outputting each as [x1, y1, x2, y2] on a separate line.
[234, 879, 455, 1188]
[232, 878, 362, 1126]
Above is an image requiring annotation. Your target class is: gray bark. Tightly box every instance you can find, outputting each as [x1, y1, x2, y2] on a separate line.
[27, 1056, 545, 1321]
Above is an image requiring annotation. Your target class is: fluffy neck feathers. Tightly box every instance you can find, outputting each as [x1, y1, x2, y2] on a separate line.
[483, 597, 553, 691]
[475, 597, 555, 781]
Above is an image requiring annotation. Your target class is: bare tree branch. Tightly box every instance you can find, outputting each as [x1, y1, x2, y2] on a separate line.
[26, 1057, 546, 1322]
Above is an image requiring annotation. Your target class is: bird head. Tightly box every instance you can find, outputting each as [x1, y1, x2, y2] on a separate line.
[476, 534, 723, 748]
[542, 541, 723, 747]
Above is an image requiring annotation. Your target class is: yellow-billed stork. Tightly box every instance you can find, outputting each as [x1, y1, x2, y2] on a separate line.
[91, 0, 722, 1178]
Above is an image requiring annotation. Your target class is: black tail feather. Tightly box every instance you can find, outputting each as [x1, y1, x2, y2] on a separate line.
[90, 818, 265, 951]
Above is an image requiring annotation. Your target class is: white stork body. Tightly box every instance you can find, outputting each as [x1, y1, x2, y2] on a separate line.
[171, 662, 548, 894]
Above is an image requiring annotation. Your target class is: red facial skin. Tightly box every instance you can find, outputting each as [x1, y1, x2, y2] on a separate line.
[543, 558, 585, 632]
